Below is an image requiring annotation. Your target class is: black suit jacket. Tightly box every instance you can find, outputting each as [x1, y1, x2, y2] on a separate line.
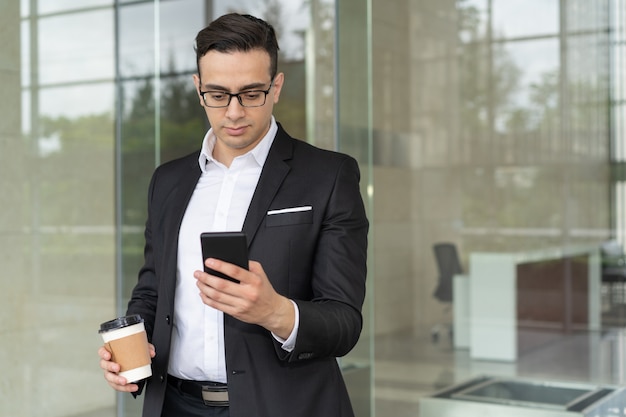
[127, 124, 369, 417]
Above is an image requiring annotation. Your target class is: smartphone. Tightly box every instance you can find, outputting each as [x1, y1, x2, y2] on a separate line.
[200, 232, 248, 283]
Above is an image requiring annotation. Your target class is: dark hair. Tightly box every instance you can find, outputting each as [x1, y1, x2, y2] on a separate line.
[194, 13, 279, 79]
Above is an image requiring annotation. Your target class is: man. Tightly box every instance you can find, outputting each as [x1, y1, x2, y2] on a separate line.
[99, 13, 368, 417]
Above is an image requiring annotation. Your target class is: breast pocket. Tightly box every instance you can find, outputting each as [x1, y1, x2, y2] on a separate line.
[266, 206, 313, 227]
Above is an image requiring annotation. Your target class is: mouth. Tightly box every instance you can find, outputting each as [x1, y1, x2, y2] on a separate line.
[224, 126, 247, 136]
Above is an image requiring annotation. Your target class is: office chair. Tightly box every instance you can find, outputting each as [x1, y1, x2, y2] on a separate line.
[431, 242, 463, 343]
[600, 240, 626, 308]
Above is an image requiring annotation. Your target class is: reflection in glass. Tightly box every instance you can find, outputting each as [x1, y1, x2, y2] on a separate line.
[37, 0, 112, 16]
[20, 19, 30, 87]
[38, 9, 114, 84]
[39, 83, 114, 119]
[457, 0, 488, 43]
[159, 0, 204, 72]
[118, 0, 202, 78]
[492, 0, 558, 39]
[12, 12, 117, 415]
[500, 39, 559, 111]
[118, 1, 155, 78]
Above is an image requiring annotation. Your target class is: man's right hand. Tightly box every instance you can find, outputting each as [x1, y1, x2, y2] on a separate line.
[98, 343, 156, 392]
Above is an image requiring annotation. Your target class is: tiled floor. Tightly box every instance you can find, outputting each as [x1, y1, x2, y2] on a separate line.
[373, 306, 626, 417]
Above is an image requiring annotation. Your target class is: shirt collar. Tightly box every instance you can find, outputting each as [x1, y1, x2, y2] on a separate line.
[198, 116, 277, 172]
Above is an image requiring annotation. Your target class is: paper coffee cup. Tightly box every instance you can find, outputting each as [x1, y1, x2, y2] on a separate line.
[99, 314, 152, 382]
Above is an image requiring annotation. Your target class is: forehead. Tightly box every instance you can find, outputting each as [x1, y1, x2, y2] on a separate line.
[198, 49, 272, 88]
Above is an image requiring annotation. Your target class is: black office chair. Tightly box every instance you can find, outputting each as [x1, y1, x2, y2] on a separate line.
[600, 240, 626, 308]
[431, 242, 463, 343]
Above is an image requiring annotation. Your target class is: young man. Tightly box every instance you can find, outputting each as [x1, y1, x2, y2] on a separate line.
[98, 13, 368, 417]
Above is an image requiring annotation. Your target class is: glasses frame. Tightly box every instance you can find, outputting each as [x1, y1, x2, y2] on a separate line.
[199, 80, 274, 108]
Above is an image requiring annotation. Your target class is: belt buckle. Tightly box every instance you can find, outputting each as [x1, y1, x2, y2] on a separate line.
[201, 385, 229, 407]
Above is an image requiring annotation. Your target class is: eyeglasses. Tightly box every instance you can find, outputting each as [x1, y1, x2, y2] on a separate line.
[199, 80, 274, 108]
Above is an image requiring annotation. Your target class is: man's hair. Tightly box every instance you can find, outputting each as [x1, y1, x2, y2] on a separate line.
[194, 13, 279, 79]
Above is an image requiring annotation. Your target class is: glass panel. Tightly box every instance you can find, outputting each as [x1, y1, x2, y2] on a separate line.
[458, 0, 488, 43]
[118, 1, 155, 78]
[20, 0, 112, 17]
[118, 73, 158, 417]
[369, 0, 613, 416]
[40, 83, 115, 117]
[21, 19, 30, 88]
[4, 4, 116, 416]
[37, 0, 113, 15]
[30, 90, 116, 415]
[336, 1, 373, 416]
[38, 9, 114, 84]
[492, 0, 559, 39]
[119, 0, 203, 78]
[20, 0, 29, 17]
[567, 0, 611, 33]
[494, 39, 560, 164]
[497, 39, 559, 118]
[159, 0, 204, 74]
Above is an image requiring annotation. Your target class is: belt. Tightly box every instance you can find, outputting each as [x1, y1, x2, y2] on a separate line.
[167, 375, 229, 407]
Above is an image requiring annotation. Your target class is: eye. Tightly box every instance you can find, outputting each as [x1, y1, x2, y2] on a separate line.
[242, 91, 262, 100]
[208, 92, 227, 101]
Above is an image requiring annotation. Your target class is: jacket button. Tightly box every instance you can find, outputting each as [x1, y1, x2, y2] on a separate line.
[160, 375, 165, 382]
[165, 315, 171, 324]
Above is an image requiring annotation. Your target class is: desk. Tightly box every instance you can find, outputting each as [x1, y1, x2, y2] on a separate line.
[454, 245, 601, 361]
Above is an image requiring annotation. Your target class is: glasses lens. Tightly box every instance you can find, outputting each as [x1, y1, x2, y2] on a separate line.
[239, 91, 267, 107]
[204, 92, 230, 108]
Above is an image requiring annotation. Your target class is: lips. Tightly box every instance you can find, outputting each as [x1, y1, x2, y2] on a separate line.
[224, 126, 247, 136]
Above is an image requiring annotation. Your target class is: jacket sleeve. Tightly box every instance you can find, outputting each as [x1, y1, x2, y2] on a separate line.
[126, 170, 160, 340]
[278, 156, 369, 362]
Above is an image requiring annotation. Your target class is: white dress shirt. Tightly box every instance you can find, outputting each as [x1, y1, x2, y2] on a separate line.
[168, 117, 299, 382]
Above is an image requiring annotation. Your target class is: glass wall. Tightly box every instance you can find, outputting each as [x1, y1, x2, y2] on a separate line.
[1, 1, 117, 416]
[2, 0, 626, 416]
[370, 0, 617, 415]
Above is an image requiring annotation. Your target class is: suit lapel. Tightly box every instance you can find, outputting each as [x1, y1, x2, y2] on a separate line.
[242, 126, 293, 246]
[162, 154, 202, 307]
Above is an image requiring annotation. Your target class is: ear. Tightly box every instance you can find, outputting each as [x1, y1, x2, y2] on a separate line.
[271, 72, 285, 104]
[192, 74, 204, 106]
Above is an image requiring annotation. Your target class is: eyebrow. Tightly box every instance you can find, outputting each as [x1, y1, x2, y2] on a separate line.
[202, 81, 268, 92]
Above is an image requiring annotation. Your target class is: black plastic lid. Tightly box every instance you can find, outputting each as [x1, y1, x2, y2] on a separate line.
[99, 314, 144, 333]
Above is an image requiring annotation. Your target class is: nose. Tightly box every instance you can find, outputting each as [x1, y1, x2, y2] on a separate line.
[225, 95, 245, 119]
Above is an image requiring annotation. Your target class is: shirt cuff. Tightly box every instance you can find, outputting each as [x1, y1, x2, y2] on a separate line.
[272, 299, 299, 352]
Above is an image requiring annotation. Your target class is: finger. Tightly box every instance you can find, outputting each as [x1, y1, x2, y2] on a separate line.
[98, 346, 111, 360]
[101, 364, 141, 393]
[197, 281, 239, 309]
[248, 260, 262, 273]
[99, 356, 121, 374]
[105, 373, 139, 392]
[110, 382, 139, 393]
[204, 258, 247, 283]
[194, 270, 240, 300]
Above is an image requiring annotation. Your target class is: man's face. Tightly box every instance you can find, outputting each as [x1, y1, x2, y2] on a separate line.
[193, 49, 283, 162]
